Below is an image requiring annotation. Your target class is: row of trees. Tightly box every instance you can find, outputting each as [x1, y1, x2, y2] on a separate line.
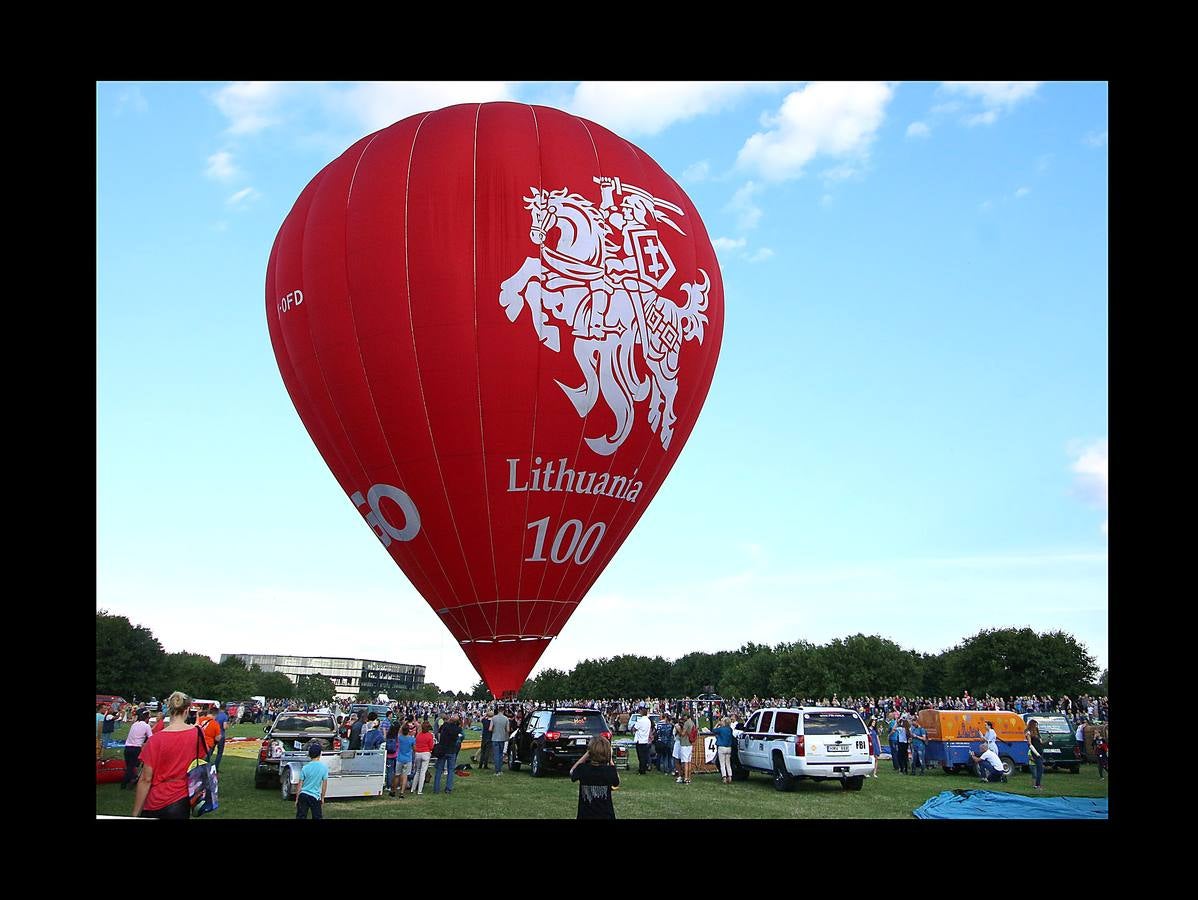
[470, 629, 1104, 702]
[100, 611, 1102, 705]
[97, 611, 472, 704]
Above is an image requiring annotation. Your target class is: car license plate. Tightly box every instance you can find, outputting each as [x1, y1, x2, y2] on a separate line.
[827, 744, 849, 752]
[1046, 748, 1061, 753]
[574, 738, 588, 745]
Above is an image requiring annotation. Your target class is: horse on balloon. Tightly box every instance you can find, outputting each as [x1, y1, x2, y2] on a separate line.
[498, 186, 709, 455]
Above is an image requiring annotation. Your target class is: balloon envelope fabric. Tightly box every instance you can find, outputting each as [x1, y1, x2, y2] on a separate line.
[267, 103, 724, 697]
[912, 790, 1108, 819]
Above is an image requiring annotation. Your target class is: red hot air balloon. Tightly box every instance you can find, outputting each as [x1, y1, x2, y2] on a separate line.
[266, 103, 723, 698]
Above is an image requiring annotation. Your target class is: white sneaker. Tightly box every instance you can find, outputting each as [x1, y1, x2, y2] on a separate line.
[676, 776, 683, 783]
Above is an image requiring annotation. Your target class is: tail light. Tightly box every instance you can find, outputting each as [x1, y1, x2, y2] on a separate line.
[601, 731, 612, 740]
[545, 731, 561, 741]
[333, 737, 342, 751]
[258, 739, 270, 762]
[794, 735, 805, 756]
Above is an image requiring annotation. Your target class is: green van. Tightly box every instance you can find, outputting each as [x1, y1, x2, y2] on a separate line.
[1023, 714, 1081, 774]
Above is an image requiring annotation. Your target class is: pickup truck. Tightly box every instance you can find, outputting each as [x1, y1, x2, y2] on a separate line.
[255, 712, 342, 789]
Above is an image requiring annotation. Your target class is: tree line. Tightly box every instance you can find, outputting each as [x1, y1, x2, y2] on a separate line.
[99, 611, 1104, 704]
[472, 629, 1105, 702]
[97, 611, 467, 703]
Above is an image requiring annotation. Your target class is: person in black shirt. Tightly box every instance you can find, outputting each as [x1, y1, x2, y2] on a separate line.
[569, 735, 620, 819]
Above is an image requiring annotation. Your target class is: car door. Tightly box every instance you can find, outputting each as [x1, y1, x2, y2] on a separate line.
[737, 711, 767, 768]
[526, 712, 547, 760]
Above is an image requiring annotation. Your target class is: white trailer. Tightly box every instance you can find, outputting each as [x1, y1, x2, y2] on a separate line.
[279, 748, 386, 800]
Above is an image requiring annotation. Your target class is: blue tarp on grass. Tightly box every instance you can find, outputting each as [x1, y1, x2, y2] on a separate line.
[913, 790, 1107, 819]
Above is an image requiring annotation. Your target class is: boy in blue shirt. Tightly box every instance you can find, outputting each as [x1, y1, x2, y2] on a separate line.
[296, 741, 329, 819]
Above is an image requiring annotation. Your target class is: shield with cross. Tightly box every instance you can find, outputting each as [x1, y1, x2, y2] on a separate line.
[630, 229, 676, 290]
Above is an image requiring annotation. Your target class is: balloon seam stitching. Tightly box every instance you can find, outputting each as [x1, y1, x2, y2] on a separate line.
[472, 102, 503, 623]
[404, 111, 481, 632]
[342, 129, 452, 614]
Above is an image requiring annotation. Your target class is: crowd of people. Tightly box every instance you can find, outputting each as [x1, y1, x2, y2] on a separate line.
[99, 690, 1108, 819]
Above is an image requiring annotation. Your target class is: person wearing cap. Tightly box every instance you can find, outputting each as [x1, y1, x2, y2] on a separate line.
[633, 707, 654, 775]
[296, 741, 329, 819]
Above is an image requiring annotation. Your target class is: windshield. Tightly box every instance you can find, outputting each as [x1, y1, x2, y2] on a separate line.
[273, 716, 336, 732]
[802, 712, 866, 737]
[1029, 717, 1073, 735]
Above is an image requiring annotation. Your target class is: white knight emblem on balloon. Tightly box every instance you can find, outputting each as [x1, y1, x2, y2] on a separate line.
[499, 176, 710, 456]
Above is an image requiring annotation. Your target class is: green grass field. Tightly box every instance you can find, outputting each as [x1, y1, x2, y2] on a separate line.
[97, 722, 1108, 819]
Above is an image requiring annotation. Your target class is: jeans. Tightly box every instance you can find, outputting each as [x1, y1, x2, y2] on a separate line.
[978, 759, 1003, 782]
[214, 736, 226, 771]
[413, 752, 431, 793]
[890, 739, 899, 769]
[911, 742, 925, 773]
[122, 745, 142, 787]
[897, 742, 909, 774]
[478, 735, 491, 767]
[1032, 755, 1044, 787]
[493, 741, 506, 773]
[433, 752, 458, 792]
[386, 758, 396, 785]
[296, 793, 323, 819]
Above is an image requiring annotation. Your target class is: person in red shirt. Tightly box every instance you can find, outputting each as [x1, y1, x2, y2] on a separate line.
[412, 721, 436, 796]
[132, 692, 205, 819]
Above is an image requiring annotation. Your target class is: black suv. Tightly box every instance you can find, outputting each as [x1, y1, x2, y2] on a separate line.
[508, 708, 612, 777]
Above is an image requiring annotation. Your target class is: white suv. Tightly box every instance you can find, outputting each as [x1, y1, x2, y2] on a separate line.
[733, 707, 871, 792]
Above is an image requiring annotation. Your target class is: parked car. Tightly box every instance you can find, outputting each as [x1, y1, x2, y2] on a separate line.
[507, 708, 613, 777]
[255, 712, 342, 789]
[1023, 713, 1081, 773]
[732, 707, 871, 792]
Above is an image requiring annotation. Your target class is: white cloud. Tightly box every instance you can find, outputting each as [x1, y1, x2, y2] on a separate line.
[212, 81, 517, 138]
[569, 81, 777, 137]
[205, 150, 239, 182]
[682, 160, 711, 182]
[114, 85, 148, 116]
[726, 181, 763, 230]
[1071, 439, 1108, 507]
[334, 81, 513, 133]
[226, 187, 259, 207]
[736, 81, 894, 182]
[966, 109, 1000, 127]
[821, 162, 861, 183]
[941, 81, 1041, 126]
[1015, 186, 1031, 198]
[1070, 439, 1108, 536]
[906, 121, 930, 139]
[1084, 130, 1109, 148]
[747, 247, 774, 263]
[712, 237, 746, 252]
[213, 81, 293, 134]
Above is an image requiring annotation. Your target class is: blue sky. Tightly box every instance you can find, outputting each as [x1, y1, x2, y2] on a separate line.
[97, 82, 1108, 692]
